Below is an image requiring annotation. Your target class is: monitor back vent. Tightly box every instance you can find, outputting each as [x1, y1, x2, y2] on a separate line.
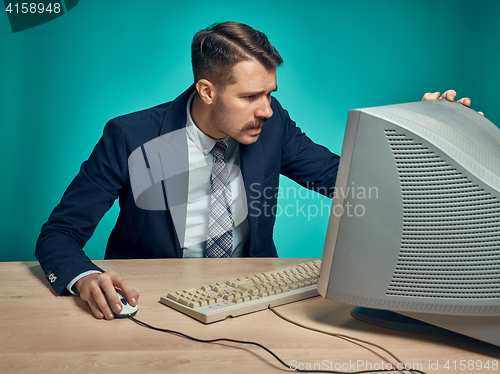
[384, 130, 500, 300]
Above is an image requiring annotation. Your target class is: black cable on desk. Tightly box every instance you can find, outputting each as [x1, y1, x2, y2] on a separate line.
[128, 316, 427, 374]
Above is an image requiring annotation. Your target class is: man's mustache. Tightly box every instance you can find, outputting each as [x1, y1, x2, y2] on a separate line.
[243, 118, 267, 130]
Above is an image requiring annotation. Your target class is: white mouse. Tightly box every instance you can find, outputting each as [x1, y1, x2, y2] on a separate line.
[113, 289, 138, 318]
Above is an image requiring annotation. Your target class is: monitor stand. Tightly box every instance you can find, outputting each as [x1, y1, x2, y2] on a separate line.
[350, 307, 456, 336]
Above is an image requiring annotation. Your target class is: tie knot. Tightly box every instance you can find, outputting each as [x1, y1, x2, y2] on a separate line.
[212, 140, 227, 161]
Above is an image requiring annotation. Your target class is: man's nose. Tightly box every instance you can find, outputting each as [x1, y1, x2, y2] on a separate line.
[256, 96, 273, 118]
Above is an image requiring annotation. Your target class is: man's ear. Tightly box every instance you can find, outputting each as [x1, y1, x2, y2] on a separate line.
[196, 79, 216, 105]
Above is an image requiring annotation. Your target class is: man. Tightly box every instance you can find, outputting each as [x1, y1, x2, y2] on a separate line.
[35, 22, 474, 320]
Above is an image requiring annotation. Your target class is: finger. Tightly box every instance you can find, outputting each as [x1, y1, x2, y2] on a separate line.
[457, 97, 471, 107]
[117, 287, 139, 307]
[76, 274, 107, 318]
[478, 111, 484, 116]
[105, 270, 139, 306]
[101, 278, 124, 315]
[422, 92, 440, 101]
[113, 278, 139, 307]
[87, 296, 105, 319]
[440, 90, 457, 102]
[92, 286, 115, 320]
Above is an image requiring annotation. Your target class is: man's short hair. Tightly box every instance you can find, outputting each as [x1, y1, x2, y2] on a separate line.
[191, 22, 283, 88]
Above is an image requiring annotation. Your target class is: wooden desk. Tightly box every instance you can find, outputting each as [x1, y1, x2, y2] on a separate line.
[1, 258, 499, 373]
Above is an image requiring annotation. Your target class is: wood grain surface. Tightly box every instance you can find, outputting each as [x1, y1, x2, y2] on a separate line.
[1, 258, 498, 373]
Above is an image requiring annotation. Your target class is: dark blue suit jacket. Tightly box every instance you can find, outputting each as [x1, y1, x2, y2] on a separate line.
[35, 86, 340, 295]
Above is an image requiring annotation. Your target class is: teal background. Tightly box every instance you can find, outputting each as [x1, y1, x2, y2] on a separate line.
[1, 0, 499, 262]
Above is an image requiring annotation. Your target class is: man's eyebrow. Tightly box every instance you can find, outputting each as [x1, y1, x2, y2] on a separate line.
[241, 86, 278, 96]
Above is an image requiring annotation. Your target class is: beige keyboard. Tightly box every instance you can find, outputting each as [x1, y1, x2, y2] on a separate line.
[160, 260, 321, 323]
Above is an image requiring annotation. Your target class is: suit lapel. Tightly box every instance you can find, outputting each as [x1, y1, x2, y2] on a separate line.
[239, 140, 264, 256]
[158, 130, 189, 252]
[156, 86, 194, 257]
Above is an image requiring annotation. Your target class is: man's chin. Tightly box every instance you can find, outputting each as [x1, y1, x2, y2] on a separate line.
[237, 133, 260, 145]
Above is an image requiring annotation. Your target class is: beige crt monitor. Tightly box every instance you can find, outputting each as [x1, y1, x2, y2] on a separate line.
[318, 99, 500, 347]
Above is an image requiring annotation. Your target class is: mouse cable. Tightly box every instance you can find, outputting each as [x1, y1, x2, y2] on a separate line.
[268, 305, 421, 374]
[128, 316, 426, 374]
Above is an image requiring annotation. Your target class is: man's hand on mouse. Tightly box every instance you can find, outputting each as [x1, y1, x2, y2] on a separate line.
[421, 89, 484, 116]
[75, 271, 139, 320]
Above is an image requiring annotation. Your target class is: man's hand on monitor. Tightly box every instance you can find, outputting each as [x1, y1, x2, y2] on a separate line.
[422, 90, 484, 116]
[75, 271, 139, 320]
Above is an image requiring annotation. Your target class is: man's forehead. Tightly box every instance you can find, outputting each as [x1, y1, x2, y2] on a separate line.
[228, 60, 277, 92]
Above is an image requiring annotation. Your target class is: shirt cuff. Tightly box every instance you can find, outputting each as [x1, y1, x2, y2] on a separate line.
[66, 270, 103, 295]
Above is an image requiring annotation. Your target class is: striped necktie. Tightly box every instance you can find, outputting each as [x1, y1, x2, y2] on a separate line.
[206, 140, 233, 258]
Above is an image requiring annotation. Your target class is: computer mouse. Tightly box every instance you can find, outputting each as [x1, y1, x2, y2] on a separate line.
[113, 289, 138, 318]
